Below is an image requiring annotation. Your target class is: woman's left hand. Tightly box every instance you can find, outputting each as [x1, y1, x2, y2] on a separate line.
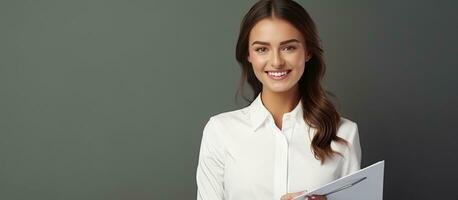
[280, 191, 327, 200]
[280, 191, 305, 200]
[305, 195, 327, 200]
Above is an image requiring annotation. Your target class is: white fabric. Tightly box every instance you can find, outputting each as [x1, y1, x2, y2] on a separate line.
[196, 93, 362, 200]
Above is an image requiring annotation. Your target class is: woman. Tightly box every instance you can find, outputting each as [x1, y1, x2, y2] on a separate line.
[196, 0, 361, 200]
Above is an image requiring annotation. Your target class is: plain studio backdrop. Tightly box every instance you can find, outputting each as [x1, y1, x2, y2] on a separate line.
[1, 0, 457, 199]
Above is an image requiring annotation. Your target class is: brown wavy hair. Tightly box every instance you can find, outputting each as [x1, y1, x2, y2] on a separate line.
[235, 0, 346, 164]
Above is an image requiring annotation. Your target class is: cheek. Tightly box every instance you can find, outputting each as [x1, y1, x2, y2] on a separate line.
[289, 55, 305, 77]
[295, 63, 305, 77]
[288, 53, 306, 66]
[250, 60, 267, 82]
[295, 66, 305, 78]
[249, 55, 267, 71]
[251, 64, 265, 81]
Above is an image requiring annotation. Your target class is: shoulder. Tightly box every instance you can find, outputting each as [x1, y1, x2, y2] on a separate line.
[336, 117, 359, 145]
[331, 117, 361, 157]
[200, 106, 251, 141]
[205, 106, 251, 130]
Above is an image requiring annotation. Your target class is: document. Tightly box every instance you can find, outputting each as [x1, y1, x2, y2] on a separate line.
[294, 161, 385, 200]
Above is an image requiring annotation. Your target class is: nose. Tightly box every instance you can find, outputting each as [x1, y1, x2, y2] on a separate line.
[271, 49, 285, 68]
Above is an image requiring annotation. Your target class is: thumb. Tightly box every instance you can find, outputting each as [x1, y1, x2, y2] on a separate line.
[281, 190, 306, 200]
[290, 190, 305, 197]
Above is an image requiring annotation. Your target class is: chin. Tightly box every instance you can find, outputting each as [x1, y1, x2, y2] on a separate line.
[265, 85, 295, 93]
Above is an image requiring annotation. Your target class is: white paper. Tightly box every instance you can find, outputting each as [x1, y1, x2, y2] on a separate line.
[294, 161, 385, 200]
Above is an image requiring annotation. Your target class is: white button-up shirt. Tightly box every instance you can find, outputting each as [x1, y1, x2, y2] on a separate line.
[196, 93, 361, 200]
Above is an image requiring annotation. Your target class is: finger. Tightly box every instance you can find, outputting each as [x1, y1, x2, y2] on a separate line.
[309, 195, 327, 200]
[281, 191, 305, 200]
[280, 194, 292, 200]
[290, 190, 305, 197]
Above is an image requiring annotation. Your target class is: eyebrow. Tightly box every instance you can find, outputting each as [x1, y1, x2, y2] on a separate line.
[251, 39, 300, 46]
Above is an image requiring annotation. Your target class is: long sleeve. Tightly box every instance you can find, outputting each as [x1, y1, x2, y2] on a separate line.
[341, 122, 362, 176]
[196, 117, 226, 200]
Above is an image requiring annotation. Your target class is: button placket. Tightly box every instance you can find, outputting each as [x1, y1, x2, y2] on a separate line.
[282, 114, 296, 193]
[282, 114, 294, 193]
[282, 114, 294, 142]
[273, 128, 289, 199]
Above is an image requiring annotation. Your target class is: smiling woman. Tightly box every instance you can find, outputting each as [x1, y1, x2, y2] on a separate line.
[196, 0, 361, 200]
[247, 18, 308, 97]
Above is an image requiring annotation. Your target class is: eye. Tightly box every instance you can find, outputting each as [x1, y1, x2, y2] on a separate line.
[283, 46, 297, 51]
[255, 47, 268, 53]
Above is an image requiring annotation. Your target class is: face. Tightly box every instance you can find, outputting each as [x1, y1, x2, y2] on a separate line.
[247, 17, 310, 94]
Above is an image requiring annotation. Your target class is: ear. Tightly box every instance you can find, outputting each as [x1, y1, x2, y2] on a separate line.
[305, 51, 312, 62]
[247, 54, 252, 63]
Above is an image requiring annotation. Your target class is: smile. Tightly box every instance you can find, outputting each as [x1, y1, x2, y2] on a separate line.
[265, 70, 291, 80]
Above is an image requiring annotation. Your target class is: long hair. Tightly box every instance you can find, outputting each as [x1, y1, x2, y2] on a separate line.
[235, 0, 346, 164]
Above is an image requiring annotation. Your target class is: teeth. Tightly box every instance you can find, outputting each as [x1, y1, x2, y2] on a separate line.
[268, 71, 288, 77]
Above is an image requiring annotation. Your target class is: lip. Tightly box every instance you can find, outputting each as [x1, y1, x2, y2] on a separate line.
[265, 70, 291, 80]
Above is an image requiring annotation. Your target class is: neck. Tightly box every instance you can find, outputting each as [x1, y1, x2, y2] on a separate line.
[260, 85, 301, 119]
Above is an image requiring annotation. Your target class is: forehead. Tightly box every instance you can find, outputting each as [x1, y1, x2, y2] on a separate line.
[249, 18, 304, 44]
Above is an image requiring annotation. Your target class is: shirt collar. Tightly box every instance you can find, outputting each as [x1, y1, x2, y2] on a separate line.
[248, 92, 304, 132]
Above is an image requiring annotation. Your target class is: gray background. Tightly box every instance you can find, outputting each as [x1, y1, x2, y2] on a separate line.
[1, 0, 457, 199]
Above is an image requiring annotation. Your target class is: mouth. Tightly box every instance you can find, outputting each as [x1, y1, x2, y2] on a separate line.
[265, 70, 291, 80]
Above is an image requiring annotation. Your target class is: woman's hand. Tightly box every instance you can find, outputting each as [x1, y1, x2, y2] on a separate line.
[304, 195, 327, 200]
[280, 191, 327, 200]
[280, 191, 305, 200]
